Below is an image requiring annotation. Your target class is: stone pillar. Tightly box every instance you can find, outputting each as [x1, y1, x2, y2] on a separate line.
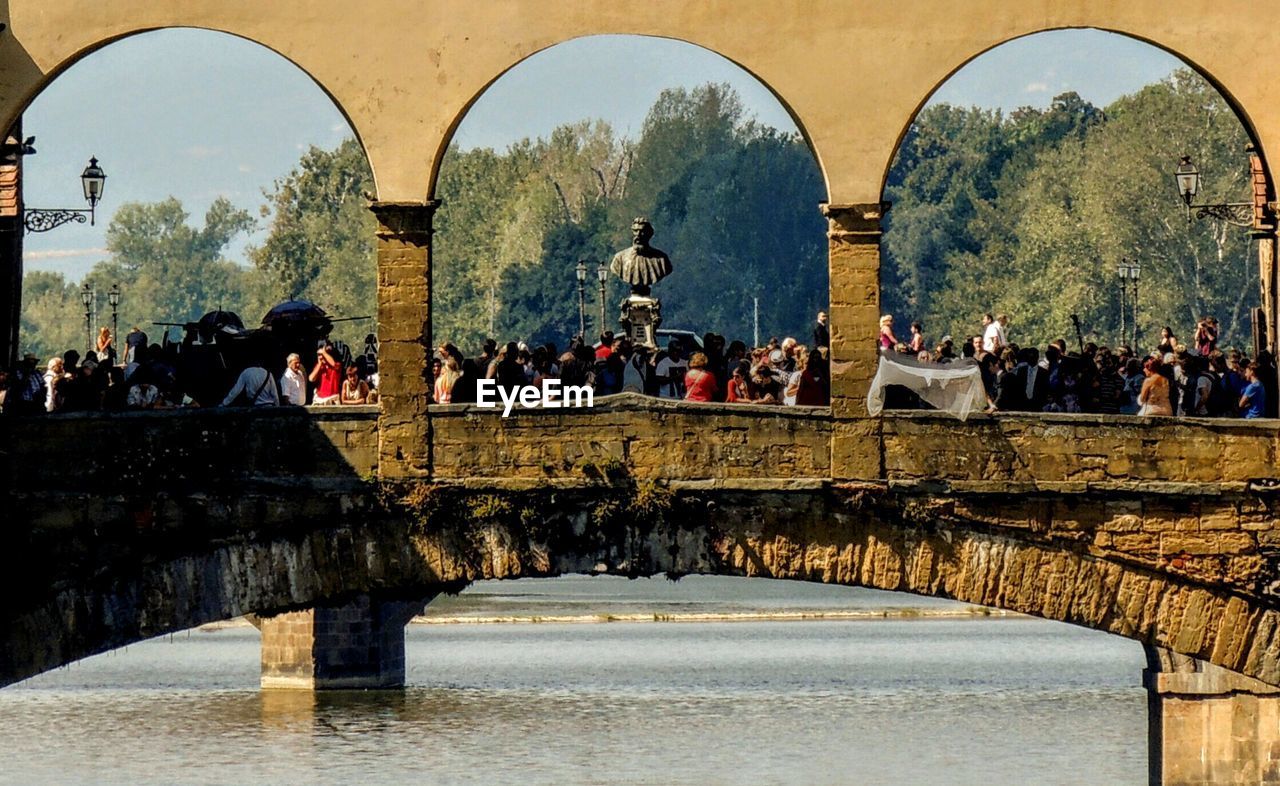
[1143, 644, 1280, 785]
[258, 594, 432, 690]
[823, 202, 886, 481]
[369, 200, 439, 479]
[0, 119, 23, 368]
[1257, 230, 1277, 355]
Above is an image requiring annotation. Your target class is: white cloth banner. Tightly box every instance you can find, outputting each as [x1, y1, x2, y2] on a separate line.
[866, 352, 988, 421]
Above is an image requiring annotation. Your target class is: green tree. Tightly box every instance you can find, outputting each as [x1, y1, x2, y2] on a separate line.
[88, 196, 254, 337]
[883, 70, 1254, 350]
[251, 138, 377, 344]
[17, 270, 82, 360]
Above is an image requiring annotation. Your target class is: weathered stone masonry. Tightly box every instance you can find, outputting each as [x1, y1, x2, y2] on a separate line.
[371, 200, 439, 479]
[7, 405, 1280, 689]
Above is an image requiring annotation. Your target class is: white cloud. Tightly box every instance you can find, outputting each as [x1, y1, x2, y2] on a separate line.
[1024, 81, 1050, 93]
[237, 163, 253, 173]
[185, 144, 224, 159]
[25, 247, 108, 260]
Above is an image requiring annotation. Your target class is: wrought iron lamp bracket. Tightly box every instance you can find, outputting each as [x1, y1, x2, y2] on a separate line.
[24, 207, 91, 233]
[1190, 202, 1255, 228]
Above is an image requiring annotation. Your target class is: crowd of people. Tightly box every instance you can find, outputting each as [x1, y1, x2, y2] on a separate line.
[878, 312, 1276, 419]
[0, 326, 382, 415]
[431, 310, 832, 407]
[13, 307, 1275, 420]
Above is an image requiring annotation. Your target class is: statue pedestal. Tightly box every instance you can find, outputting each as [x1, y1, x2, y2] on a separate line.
[620, 295, 662, 349]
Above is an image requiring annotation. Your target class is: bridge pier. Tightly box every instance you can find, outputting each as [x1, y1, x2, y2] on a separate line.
[1144, 645, 1280, 785]
[256, 594, 433, 690]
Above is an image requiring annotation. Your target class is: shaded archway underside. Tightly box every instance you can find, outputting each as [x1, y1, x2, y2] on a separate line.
[6, 479, 1280, 689]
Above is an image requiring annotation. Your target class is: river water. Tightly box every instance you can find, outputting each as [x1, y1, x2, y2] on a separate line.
[0, 577, 1148, 785]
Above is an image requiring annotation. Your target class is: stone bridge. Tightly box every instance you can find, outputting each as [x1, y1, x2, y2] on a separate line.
[6, 399, 1280, 782]
[5, 1, 1280, 782]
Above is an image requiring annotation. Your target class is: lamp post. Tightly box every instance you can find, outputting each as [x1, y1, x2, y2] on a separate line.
[1131, 263, 1141, 348]
[80, 283, 94, 354]
[1117, 262, 1128, 344]
[23, 155, 108, 233]
[1174, 154, 1253, 227]
[1118, 260, 1142, 348]
[596, 263, 608, 339]
[107, 284, 120, 361]
[574, 260, 587, 339]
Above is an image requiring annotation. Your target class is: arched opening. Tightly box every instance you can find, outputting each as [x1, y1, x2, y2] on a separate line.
[876, 29, 1276, 419]
[428, 35, 831, 408]
[6, 28, 379, 412]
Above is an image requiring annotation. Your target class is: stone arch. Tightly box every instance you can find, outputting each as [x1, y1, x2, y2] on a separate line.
[425, 33, 830, 203]
[6, 488, 1279, 691]
[3, 26, 379, 196]
[880, 26, 1274, 204]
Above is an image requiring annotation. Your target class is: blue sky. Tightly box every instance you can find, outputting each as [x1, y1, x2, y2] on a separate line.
[22, 28, 1181, 282]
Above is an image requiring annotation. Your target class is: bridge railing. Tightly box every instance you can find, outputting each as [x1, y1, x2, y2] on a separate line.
[0, 405, 380, 494]
[429, 392, 831, 485]
[883, 409, 1279, 489]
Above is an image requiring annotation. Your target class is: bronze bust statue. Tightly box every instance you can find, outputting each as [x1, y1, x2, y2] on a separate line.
[609, 217, 672, 296]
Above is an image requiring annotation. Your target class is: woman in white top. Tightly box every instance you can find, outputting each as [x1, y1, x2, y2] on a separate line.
[784, 347, 807, 405]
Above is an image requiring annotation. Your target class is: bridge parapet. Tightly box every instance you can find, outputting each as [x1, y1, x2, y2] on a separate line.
[884, 411, 1279, 486]
[431, 393, 831, 483]
[1, 405, 380, 496]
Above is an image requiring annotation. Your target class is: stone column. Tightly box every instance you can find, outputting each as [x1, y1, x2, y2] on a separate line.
[823, 202, 886, 481]
[369, 200, 440, 479]
[1143, 644, 1280, 785]
[257, 594, 434, 690]
[0, 119, 24, 368]
[1257, 230, 1277, 355]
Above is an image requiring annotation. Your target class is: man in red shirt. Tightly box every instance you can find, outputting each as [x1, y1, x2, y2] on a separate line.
[309, 343, 343, 404]
[595, 331, 615, 361]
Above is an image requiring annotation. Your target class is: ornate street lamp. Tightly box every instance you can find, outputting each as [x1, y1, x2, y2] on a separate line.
[107, 284, 121, 360]
[25, 155, 108, 233]
[596, 262, 608, 339]
[80, 283, 95, 353]
[1175, 156, 1200, 207]
[81, 157, 106, 220]
[1117, 259, 1142, 348]
[1173, 153, 1252, 227]
[574, 260, 587, 339]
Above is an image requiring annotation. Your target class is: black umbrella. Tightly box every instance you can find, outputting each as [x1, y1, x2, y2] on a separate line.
[195, 309, 245, 343]
[261, 299, 331, 329]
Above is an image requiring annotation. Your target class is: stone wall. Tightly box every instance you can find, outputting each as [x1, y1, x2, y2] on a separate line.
[0, 407, 378, 539]
[884, 411, 1279, 487]
[431, 393, 831, 483]
[0, 406, 379, 494]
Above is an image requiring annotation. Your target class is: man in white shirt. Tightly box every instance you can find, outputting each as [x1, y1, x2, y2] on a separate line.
[279, 353, 307, 405]
[221, 364, 280, 407]
[981, 313, 1002, 354]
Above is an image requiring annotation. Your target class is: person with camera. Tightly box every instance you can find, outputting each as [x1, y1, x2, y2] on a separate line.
[309, 343, 343, 405]
[1194, 317, 1218, 357]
